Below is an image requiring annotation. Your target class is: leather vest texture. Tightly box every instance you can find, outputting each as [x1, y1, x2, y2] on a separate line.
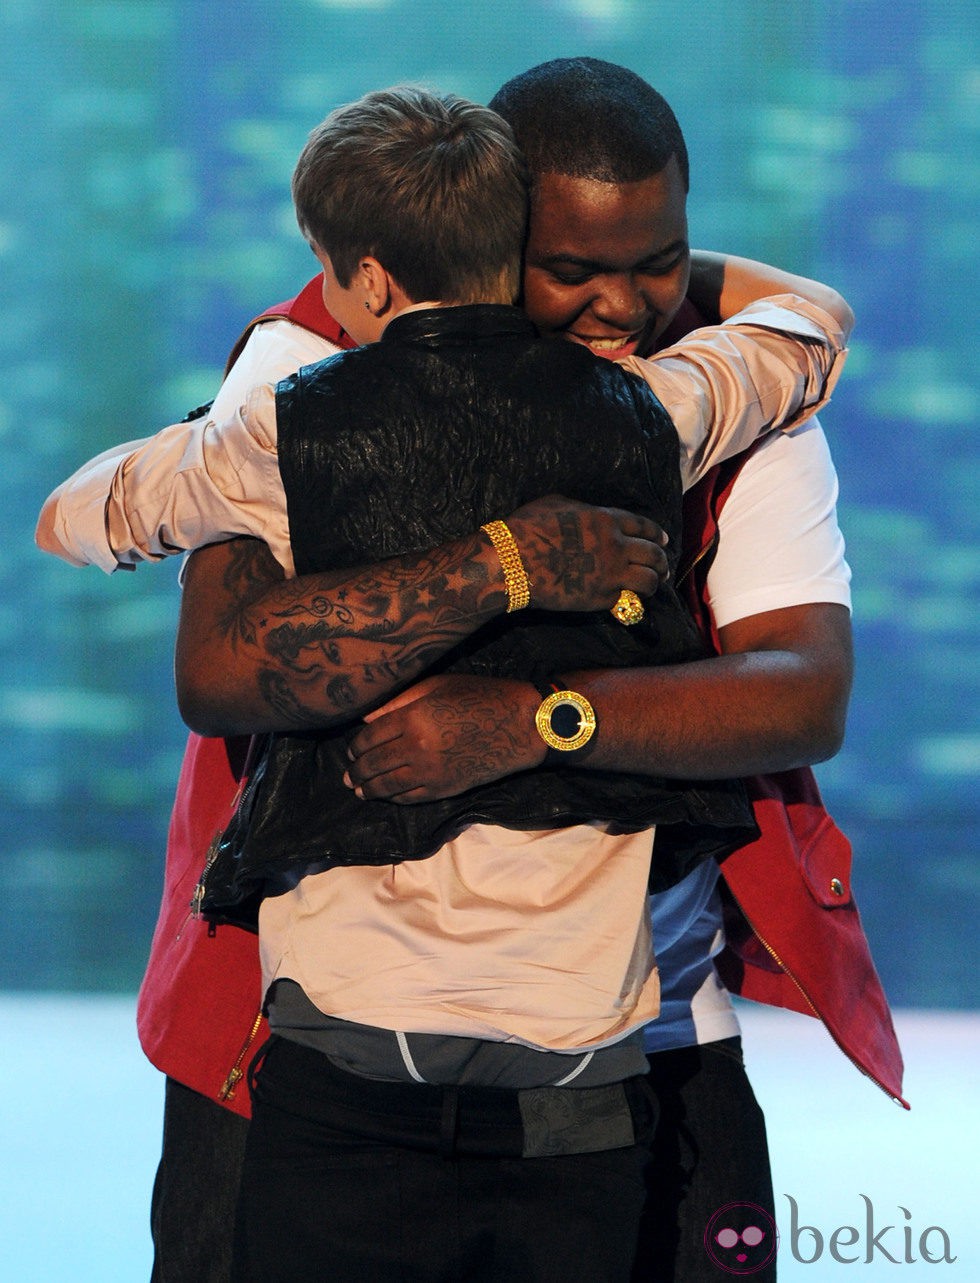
[202, 305, 755, 923]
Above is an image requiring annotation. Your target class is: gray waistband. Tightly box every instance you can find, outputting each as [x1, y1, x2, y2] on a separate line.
[267, 980, 648, 1089]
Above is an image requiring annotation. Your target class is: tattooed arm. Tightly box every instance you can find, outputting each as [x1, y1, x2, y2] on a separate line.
[343, 601, 851, 801]
[174, 494, 669, 736]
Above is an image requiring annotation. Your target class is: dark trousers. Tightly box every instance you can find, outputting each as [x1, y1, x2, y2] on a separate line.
[233, 1037, 655, 1282]
[632, 1037, 776, 1282]
[149, 1036, 774, 1282]
[149, 1077, 249, 1283]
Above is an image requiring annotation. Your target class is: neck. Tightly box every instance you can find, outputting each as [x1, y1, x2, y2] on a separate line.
[382, 296, 514, 333]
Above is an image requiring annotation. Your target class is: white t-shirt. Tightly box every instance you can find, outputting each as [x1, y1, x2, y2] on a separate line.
[644, 419, 851, 1053]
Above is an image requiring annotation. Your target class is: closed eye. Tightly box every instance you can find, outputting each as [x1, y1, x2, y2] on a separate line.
[635, 251, 687, 277]
[549, 269, 596, 285]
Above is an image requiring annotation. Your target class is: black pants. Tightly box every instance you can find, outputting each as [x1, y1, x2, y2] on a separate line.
[150, 1037, 774, 1282]
[632, 1037, 776, 1282]
[232, 1037, 656, 1283]
[149, 1077, 249, 1283]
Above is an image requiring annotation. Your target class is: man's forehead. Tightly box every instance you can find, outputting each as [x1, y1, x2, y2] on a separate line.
[527, 160, 688, 261]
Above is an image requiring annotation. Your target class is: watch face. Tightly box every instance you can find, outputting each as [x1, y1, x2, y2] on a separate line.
[550, 699, 584, 740]
[536, 690, 596, 753]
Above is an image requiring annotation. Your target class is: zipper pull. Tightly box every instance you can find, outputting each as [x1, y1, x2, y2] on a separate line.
[218, 1066, 244, 1102]
[189, 882, 205, 921]
[190, 829, 224, 919]
[218, 1008, 265, 1103]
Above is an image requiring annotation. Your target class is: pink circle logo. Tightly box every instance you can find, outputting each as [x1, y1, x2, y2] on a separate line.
[704, 1201, 779, 1275]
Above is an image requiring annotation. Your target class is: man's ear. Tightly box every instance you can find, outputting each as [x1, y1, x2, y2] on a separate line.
[356, 256, 395, 317]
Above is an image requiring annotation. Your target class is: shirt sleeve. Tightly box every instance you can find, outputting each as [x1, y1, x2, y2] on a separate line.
[617, 294, 849, 492]
[106, 381, 297, 576]
[39, 438, 152, 570]
[704, 418, 852, 629]
[40, 319, 340, 574]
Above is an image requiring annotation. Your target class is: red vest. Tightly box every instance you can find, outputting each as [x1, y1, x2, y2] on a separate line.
[136, 280, 907, 1116]
[679, 455, 907, 1107]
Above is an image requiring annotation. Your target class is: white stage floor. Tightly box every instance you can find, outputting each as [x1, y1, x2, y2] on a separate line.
[1, 997, 975, 1280]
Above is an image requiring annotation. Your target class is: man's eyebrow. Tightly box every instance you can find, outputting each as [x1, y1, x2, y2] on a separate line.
[643, 238, 689, 260]
[537, 253, 607, 270]
[537, 240, 688, 270]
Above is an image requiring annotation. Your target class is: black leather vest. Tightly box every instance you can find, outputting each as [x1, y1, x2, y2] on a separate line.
[203, 306, 755, 924]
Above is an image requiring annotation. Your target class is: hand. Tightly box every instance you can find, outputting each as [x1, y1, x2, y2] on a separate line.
[503, 495, 668, 613]
[344, 674, 544, 803]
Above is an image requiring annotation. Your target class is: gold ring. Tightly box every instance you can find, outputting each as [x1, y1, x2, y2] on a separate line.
[611, 589, 644, 625]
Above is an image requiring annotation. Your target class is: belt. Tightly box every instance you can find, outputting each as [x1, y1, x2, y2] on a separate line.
[252, 1036, 656, 1159]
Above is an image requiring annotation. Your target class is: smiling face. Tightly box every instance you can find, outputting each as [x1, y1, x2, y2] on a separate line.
[522, 156, 690, 360]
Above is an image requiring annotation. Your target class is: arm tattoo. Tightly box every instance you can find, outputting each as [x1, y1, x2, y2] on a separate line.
[212, 535, 508, 726]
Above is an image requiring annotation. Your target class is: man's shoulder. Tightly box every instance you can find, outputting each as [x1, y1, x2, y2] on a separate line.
[509, 340, 679, 446]
[527, 336, 669, 397]
[730, 417, 832, 488]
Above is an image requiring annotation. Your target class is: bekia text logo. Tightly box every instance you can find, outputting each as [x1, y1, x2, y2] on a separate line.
[704, 1196, 956, 1272]
[704, 1202, 779, 1275]
[785, 1195, 956, 1265]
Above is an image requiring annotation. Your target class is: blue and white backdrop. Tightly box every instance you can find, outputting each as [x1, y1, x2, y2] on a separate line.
[1, 1, 976, 1277]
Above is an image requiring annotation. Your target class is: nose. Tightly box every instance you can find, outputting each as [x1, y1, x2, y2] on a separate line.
[591, 274, 651, 332]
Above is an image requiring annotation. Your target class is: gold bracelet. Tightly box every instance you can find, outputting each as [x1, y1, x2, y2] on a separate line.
[481, 519, 531, 612]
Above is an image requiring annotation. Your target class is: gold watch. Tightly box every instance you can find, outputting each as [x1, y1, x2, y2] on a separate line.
[534, 686, 597, 757]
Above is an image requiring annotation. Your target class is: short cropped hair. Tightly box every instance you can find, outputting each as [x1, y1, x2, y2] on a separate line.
[292, 87, 527, 304]
[489, 58, 689, 191]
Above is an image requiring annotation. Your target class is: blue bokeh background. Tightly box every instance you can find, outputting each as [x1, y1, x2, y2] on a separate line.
[2, 0, 977, 1008]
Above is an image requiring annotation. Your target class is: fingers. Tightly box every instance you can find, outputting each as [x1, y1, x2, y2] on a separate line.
[576, 511, 670, 602]
[346, 717, 439, 801]
[620, 532, 670, 592]
[344, 761, 429, 802]
[344, 734, 420, 801]
[348, 715, 400, 759]
[348, 675, 533, 807]
[512, 495, 667, 538]
[362, 675, 442, 722]
[603, 512, 671, 594]
[346, 719, 403, 780]
[607, 511, 669, 548]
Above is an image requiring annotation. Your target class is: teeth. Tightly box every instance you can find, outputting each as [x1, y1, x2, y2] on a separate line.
[587, 336, 632, 351]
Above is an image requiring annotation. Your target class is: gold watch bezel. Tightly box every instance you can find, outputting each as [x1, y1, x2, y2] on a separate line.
[534, 690, 597, 753]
